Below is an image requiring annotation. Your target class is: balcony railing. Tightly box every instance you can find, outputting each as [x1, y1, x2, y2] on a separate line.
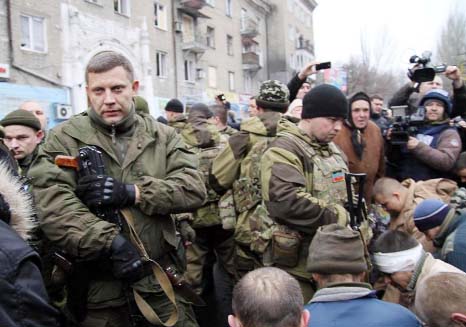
[240, 17, 259, 38]
[296, 39, 314, 55]
[178, 0, 209, 18]
[182, 34, 208, 53]
[242, 52, 261, 71]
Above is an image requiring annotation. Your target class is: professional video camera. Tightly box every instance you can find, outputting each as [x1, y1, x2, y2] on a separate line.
[408, 51, 447, 83]
[389, 105, 425, 145]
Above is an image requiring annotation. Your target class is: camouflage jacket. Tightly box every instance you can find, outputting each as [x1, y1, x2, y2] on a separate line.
[210, 111, 282, 195]
[29, 110, 206, 308]
[168, 114, 188, 133]
[261, 118, 348, 236]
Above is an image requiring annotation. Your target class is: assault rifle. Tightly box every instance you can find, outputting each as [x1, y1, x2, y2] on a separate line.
[344, 172, 367, 230]
[54, 146, 204, 323]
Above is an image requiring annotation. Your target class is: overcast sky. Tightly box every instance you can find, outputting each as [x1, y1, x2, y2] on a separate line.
[313, 0, 466, 72]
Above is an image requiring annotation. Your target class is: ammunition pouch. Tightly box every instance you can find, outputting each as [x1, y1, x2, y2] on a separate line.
[233, 177, 261, 213]
[218, 190, 237, 230]
[249, 204, 275, 254]
[271, 225, 302, 268]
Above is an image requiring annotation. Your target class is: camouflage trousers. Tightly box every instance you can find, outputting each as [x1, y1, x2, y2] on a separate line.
[80, 292, 198, 327]
[185, 225, 235, 294]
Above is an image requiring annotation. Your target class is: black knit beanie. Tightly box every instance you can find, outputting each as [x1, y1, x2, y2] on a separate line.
[189, 103, 213, 119]
[307, 224, 368, 274]
[348, 91, 371, 127]
[301, 84, 348, 119]
[165, 99, 184, 113]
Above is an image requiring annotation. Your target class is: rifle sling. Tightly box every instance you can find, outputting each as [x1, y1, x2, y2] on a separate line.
[120, 208, 179, 327]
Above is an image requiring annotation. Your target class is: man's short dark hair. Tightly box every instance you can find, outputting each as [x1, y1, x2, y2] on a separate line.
[370, 94, 384, 102]
[210, 105, 228, 125]
[232, 267, 303, 327]
[373, 230, 419, 253]
[86, 51, 134, 83]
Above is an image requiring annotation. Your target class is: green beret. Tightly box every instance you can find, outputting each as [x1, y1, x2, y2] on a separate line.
[134, 96, 149, 114]
[1, 109, 41, 131]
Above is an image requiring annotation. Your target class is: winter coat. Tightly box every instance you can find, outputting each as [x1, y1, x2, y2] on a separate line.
[391, 178, 457, 250]
[28, 110, 206, 309]
[333, 120, 385, 203]
[305, 283, 422, 327]
[287, 73, 307, 102]
[0, 161, 59, 327]
[388, 122, 461, 181]
[433, 209, 466, 272]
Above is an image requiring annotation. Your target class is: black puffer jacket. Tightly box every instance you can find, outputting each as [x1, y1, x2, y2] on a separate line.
[0, 160, 59, 327]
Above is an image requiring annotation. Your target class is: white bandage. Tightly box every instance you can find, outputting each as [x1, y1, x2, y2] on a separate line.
[372, 244, 424, 274]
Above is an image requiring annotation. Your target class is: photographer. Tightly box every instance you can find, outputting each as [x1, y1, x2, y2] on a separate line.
[389, 63, 466, 118]
[387, 89, 461, 181]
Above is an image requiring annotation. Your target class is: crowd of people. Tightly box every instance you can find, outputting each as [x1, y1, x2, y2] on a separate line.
[0, 52, 466, 327]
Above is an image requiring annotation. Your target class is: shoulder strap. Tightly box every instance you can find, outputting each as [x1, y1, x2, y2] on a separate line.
[120, 208, 178, 327]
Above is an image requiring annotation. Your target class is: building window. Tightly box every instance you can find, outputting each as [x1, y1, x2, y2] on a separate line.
[206, 0, 215, 6]
[154, 2, 167, 30]
[156, 51, 167, 77]
[20, 14, 46, 52]
[227, 35, 233, 56]
[208, 66, 217, 88]
[114, 0, 130, 16]
[228, 71, 235, 91]
[240, 8, 247, 30]
[225, 0, 232, 16]
[206, 26, 215, 48]
[184, 59, 195, 81]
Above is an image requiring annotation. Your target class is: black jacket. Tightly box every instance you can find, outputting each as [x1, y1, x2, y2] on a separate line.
[0, 219, 59, 326]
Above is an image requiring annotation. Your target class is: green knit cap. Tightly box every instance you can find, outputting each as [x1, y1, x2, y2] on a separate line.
[307, 224, 368, 274]
[1, 109, 41, 131]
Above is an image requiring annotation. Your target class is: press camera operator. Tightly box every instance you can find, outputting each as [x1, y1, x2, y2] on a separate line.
[389, 52, 466, 118]
[386, 89, 461, 182]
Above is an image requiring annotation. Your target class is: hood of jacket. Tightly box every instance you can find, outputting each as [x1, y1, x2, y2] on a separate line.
[0, 161, 35, 240]
[240, 111, 282, 136]
[181, 111, 221, 148]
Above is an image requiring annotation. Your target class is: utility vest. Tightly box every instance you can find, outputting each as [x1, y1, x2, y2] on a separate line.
[232, 134, 272, 248]
[191, 144, 223, 228]
[255, 132, 349, 279]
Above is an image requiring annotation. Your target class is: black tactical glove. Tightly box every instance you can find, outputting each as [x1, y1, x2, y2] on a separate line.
[76, 175, 136, 208]
[178, 220, 196, 243]
[110, 235, 144, 282]
[0, 193, 11, 224]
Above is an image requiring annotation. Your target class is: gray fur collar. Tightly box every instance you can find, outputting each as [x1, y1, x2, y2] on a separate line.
[0, 162, 35, 240]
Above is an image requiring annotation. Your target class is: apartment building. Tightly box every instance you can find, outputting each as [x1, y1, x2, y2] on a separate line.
[0, 0, 317, 125]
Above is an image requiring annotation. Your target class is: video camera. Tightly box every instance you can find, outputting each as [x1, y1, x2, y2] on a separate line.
[389, 105, 425, 145]
[408, 51, 447, 83]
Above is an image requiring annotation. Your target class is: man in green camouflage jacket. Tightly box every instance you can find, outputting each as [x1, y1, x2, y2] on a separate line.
[210, 80, 290, 278]
[29, 51, 206, 327]
[261, 84, 350, 302]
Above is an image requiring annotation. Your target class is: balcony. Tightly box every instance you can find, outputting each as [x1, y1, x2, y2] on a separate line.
[240, 17, 259, 38]
[242, 52, 261, 71]
[182, 34, 208, 54]
[178, 0, 209, 18]
[296, 38, 314, 55]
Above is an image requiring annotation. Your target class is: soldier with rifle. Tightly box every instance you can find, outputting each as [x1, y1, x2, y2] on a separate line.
[28, 51, 206, 327]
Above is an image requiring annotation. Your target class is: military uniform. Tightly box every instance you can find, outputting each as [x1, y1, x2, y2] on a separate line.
[210, 80, 290, 278]
[29, 108, 206, 327]
[260, 84, 350, 302]
[261, 118, 348, 301]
